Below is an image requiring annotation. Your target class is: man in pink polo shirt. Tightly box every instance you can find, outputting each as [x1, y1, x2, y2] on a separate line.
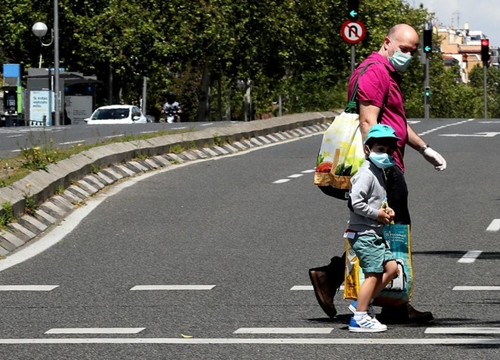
[309, 24, 447, 324]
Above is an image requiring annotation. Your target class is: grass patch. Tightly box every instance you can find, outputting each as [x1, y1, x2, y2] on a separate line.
[0, 128, 193, 188]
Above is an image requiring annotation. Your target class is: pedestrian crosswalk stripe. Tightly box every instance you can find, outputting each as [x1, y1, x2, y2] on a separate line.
[486, 219, 500, 232]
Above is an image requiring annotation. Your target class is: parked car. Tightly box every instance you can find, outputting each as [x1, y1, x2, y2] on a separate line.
[84, 105, 148, 124]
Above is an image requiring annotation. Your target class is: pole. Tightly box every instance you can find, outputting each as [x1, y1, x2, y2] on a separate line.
[424, 53, 430, 119]
[142, 75, 147, 114]
[484, 62, 488, 119]
[351, 45, 355, 73]
[278, 95, 282, 117]
[54, 0, 60, 126]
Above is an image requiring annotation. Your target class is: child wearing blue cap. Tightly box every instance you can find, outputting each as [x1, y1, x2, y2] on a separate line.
[345, 124, 400, 333]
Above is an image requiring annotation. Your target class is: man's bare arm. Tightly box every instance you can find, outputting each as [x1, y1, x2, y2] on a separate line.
[358, 101, 380, 141]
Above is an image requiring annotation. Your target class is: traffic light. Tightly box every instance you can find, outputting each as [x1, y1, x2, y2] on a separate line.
[423, 29, 432, 53]
[348, 0, 359, 19]
[424, 87, 431, 97]
[481, 39, 490, 63]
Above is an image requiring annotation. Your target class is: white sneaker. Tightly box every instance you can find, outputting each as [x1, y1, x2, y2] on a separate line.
[349, 315, 387, 333]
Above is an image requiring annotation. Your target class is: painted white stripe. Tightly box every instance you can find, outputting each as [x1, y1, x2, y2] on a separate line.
[418, 118, 475, 136]
[288, 174, 303, 178]
[301, 169, 316, 173]
[290, 285, 344, 291]
[273, 179, 290, 184]
[425, 327, 500, 334]
[479, 121, 500, 124]
[453, 286, 500, 291]
[0, 338, 499, 345]
[234, 328, 333, 334]
[0, 285, 59, 291]
[407, 120, 420, 124]
[486, 219, 500, 232]
[104, 135, 124, 139]
[130, 285, 215, 291]
[458, 250, 482, 263]
[59, 140, 86, 145]
[45, 328, 145, 335]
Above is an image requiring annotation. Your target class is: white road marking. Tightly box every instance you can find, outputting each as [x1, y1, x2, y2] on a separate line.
[425, 327, 500, 335]
[6, 134, 24, 138]
[130, 285, 215, 291]
[418, 118, 475, 136]
[103, 135, 124, 139]
[407, 120, 420, 124]
[486, 219, 500, 232]
[479, 121, 500, 124]
[301, 169, 315, 173]
[45, 328, 145, 334]
[290, 285, 344, 291]
[200, 123, 213, 127]
[440, 132, 500, 138]
[453, 286, 500, 291]
[273, 179, 290, 184]
[0, 338, 499, 345]
[59, 140, 86, 145]
[0, 285, 59, 291]
[234, 328, 333, 334]
[288, 174, 303, 178]
[458, 250, 482, 263]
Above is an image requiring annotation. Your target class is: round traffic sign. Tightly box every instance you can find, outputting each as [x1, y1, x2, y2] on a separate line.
[340, 20, 366, 45]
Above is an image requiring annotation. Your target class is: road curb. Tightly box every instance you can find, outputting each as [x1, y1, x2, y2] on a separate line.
[0, 111, 338, 257]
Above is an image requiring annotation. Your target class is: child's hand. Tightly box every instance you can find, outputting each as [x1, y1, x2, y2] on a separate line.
[376, 208, 392, 224]
[385, 207, 395, 221]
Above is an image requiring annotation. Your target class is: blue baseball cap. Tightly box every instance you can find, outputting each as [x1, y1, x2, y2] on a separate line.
[364, 124, 400, 145]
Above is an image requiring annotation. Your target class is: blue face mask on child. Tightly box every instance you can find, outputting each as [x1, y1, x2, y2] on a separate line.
[369, 152, 395, 169]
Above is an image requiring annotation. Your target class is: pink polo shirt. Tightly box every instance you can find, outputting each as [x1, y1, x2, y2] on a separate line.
[347, 52, 408, 172]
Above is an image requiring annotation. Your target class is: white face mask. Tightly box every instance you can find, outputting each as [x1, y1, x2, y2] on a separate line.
[388, 41, 412, 72]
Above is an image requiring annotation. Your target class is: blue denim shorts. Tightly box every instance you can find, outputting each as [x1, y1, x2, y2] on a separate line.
[348, 232, 395, 274]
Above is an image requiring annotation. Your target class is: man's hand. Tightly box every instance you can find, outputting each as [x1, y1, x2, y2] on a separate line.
[422, 147, 447, 171]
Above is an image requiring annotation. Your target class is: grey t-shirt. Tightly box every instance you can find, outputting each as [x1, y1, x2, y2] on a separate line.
[347, 160, 387, 235]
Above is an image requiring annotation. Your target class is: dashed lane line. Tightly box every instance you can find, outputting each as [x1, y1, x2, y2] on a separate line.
[453, 286, 500, 291]
[425, 327, 500, 335]
[45, 328, 145, 335]
[291, 285, 344, 291]
[458, 250, 482, 263]
[234, 328, 333, 334]
[486, 219, 500, 232]
[0, 285, 59, 291]
[274, 169, 315, 184]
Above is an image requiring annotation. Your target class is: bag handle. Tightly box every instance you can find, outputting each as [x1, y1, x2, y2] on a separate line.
[345, 63, 375, 113]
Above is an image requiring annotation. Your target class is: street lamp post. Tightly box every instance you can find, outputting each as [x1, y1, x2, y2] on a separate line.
[31, 1, 60, 126]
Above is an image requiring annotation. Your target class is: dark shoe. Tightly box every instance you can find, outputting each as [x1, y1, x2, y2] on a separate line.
[380, 303, 433, 324]
[308, 255, 346, 319]
[309, 266, 337, 318]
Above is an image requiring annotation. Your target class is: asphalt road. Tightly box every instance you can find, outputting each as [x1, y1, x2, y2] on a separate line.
[0, 121, 236, 159]
[0, 118, 500, 359]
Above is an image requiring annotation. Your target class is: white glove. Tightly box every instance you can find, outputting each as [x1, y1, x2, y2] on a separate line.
[422, 146, 447, 171]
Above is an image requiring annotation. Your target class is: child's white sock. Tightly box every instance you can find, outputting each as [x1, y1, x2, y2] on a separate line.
[354, 311, 367, 320]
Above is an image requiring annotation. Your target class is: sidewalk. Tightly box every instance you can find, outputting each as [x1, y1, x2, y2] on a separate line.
[0, 111, 338, 257]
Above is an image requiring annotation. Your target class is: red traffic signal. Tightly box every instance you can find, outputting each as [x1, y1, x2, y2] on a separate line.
[481, 39, 490, 62]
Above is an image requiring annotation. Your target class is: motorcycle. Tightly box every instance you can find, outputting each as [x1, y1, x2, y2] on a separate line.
[164, 104, 180, 123]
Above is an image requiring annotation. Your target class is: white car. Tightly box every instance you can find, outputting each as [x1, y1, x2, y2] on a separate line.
[85, 105, 148, 124]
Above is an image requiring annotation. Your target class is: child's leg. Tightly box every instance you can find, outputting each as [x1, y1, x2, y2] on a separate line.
[371, 260, 399, 299]
[356, 273, 382, 311]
